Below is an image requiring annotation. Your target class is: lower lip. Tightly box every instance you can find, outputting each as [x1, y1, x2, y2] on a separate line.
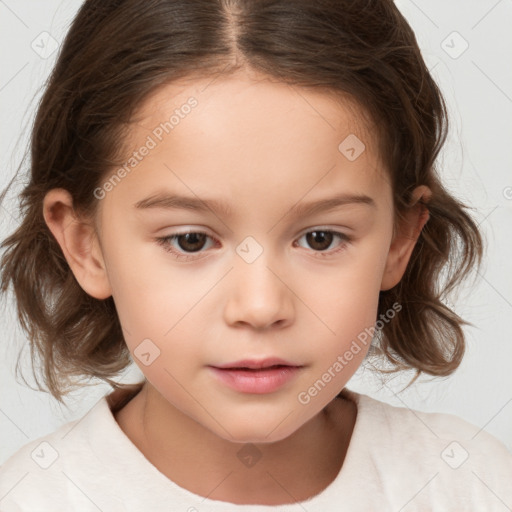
[208, 365, 302, 394]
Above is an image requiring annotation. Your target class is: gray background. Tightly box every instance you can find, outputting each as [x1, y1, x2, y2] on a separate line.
[1, 0, 511, 465]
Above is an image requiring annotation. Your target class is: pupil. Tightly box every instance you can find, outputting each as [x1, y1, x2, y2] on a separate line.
[307, 231, 332, 251]
[179, 233, 206, 252]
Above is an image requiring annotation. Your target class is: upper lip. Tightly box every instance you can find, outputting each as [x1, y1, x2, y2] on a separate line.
[211, 357, 301, 370]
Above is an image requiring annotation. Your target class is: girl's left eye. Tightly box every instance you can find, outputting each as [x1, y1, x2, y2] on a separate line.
[155, 228, 351, 261]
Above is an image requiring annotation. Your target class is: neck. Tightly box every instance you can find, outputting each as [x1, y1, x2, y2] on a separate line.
[114, 382, 356, 505]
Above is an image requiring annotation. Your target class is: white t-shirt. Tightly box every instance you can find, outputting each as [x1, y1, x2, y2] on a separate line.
[1, 385, 511, 511]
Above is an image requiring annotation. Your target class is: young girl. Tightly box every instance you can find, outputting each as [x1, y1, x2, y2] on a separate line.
[0, 0, 510, 510]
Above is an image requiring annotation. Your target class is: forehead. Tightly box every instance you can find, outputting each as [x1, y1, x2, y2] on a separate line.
[102, 70, 390, 219]
[127, 68, 376, 151]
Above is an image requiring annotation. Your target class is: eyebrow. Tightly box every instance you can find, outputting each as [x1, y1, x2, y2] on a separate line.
[134, 192, 376, 218]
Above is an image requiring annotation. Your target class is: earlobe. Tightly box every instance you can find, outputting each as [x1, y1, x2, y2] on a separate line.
[380, 185, 431, 291]
[42, 188, 112, 299]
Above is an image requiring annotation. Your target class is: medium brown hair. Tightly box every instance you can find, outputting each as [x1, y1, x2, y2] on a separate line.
[0, 0, 483, 403]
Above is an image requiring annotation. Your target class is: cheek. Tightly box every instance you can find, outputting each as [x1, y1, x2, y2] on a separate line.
[102, 239, 215, 372]
[315, 242, 389, 325]
[304, 238, 390, 366]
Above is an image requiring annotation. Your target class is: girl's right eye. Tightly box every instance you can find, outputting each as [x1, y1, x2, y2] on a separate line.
[156, 230, 216, 261]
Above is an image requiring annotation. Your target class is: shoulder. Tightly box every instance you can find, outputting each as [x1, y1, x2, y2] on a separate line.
[377, 393, 511, 459]
[344, 389, 512, 509]
[0, 420, 77, 510]
[349, 388, 512, 455]
[0, 396, 114, 511]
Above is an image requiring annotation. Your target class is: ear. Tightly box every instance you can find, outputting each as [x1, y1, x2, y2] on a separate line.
[380, 185, 431, 291]
[42, 188, 112, 299]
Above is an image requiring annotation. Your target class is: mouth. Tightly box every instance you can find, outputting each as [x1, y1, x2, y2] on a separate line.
[207, 358, 304, 394]
[211, 357, 302, 371]
[225, 364, 293, 372]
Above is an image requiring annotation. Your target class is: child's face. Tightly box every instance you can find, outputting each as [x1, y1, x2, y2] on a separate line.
[61, 70, 424, 443]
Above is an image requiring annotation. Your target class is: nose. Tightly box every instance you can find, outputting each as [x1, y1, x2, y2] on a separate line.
[223, 253, 295, 330]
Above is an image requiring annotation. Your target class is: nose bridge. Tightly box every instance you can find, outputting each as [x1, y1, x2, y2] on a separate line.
[235, 234, 283, 299]
[224, 235, 294, 328]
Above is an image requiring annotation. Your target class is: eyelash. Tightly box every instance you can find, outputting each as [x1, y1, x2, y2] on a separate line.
[155, 228, 352, 261]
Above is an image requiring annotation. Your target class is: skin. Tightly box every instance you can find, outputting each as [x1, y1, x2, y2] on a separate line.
[43, 68, 430, 505]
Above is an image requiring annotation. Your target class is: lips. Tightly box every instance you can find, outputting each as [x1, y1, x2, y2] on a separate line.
[208, 363, 303, 393]
[229, 365, 288, 372]
[212, 357, 300, 370]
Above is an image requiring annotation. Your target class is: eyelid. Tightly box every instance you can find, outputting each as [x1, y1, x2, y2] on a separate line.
[296, 224, 352, 236]
[155, 228, 215, 261]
